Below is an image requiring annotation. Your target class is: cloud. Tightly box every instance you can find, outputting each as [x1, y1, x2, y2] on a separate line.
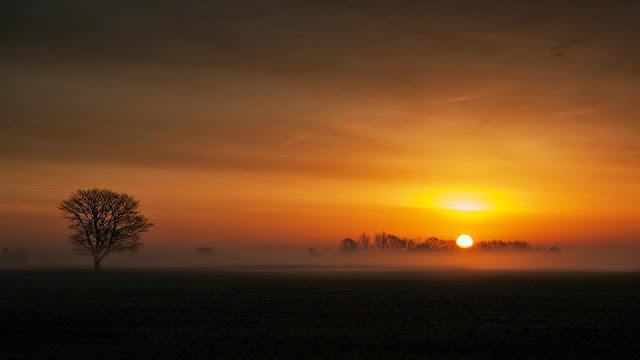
[2, 0, 640, 183]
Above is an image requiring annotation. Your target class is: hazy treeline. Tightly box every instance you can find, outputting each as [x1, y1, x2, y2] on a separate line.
[476, 240, 559, 252]
[338, 233, 559, 254]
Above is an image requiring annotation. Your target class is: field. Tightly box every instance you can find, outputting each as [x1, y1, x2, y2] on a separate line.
[1, 269, 639, 359]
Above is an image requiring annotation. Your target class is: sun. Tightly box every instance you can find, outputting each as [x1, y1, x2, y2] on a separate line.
[456, 234, 474, 249]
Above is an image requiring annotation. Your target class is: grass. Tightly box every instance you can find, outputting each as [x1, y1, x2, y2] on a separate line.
[1, 269, 638, 359]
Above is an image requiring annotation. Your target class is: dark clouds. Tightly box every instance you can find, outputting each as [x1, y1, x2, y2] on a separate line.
[2, 0, 640, 178]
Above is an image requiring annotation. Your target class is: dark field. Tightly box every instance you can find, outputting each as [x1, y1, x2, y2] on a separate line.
[1, 270, 639, 359]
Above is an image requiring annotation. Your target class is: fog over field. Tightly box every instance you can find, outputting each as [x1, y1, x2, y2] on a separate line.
[12, 242, 637, 272]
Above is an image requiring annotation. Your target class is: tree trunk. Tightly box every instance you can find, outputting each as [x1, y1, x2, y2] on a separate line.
[93, 257, 101, 271]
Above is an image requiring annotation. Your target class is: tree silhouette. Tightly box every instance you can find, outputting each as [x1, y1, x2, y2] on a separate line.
[58, 188, 152, 270]
[358, 233, 370, 252]
[341, 233, 557, 254]
[374, 232, 387, 253]
[476, 240, 533, 251]
[416, 237, 450, 251]
[339, 238, 359, 253]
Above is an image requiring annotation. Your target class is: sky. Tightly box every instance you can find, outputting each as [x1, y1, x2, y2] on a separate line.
[2, 1, 640, 257]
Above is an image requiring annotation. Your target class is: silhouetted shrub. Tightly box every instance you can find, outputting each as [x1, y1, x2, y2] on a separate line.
[339, 238, 358, 253]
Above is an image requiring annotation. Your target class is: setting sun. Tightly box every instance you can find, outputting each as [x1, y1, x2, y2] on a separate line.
[456, 234, 474, 249]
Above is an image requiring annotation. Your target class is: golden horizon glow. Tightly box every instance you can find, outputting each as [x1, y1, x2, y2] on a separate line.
[413, 188, 511, 213]
[456, 234, 474, 249]
[444, 201, 488, 212]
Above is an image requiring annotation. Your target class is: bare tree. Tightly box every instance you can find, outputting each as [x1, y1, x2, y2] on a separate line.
[58, 188, 153, 270]
[374, 232, 387, 253]
[339, 238, 359, 253]
[358, 233, 370, 252]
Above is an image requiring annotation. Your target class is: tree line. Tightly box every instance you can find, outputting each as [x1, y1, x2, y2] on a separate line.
[339, 233, 559, 254]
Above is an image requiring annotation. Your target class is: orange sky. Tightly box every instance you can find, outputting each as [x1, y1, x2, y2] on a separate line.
[2, 1, 640, 251]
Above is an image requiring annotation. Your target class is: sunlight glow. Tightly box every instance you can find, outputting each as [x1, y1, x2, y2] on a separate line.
[456, 234, 474, 249]
[442, 200, 488, 212]
[403, 184, 530, 215]
[414, 188, 498, 212]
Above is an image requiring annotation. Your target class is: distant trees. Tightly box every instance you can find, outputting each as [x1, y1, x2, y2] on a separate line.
[340, 232, 425, 255]
[373, 232, 416, 253]
[374, 232, 385, 252]
[415, 237, 451, 251]
[340, 232, 429, 254]
[308, 248, 318, 257]
[339, 238, 359, 253]
[338, 233, 558, 254]
[475, 240, 532, 251]
[474, 240, 560, 252]
[58, 188, 153, 271]
[358, 233, 370, 252]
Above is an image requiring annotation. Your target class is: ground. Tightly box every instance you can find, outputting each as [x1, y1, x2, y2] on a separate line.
[1, 269, 639, 359]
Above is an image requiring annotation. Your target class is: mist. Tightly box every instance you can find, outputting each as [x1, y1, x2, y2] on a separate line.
[10, 242, 637, 272]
